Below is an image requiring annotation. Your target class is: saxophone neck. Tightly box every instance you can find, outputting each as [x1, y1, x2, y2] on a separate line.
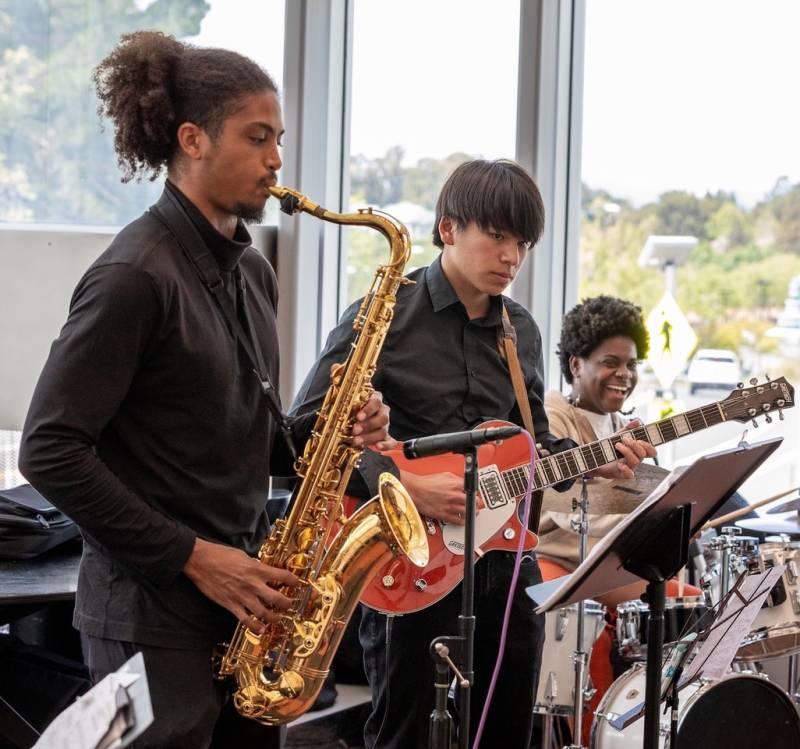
[268, 185, 411, 270]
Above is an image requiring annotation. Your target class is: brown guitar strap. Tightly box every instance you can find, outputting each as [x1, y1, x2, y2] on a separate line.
[499, 303, 544, 532]
[500, 304, 535, 438]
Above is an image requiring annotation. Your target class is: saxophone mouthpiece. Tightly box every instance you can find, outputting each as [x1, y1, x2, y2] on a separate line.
[279, 193, 300, 216]
[268, 185, 301, 215]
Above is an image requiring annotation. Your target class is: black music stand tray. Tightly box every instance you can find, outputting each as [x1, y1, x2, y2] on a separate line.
[526, 437, 782, 749]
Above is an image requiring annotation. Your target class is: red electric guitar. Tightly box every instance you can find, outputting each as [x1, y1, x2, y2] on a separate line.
[346, 377, 794, 614]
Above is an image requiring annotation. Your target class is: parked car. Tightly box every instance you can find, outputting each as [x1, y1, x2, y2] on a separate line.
[687, 349, 742, 394]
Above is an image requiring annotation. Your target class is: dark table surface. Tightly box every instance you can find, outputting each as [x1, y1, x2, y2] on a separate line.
[0, 544, 81, 606]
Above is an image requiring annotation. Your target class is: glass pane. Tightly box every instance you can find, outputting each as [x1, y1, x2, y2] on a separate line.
[0, 0, 284, 227]
[344, 0, 520, 307]
[578, 0, 800, 494]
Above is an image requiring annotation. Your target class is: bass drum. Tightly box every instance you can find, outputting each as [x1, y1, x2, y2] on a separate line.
[590, 664, 800, 748]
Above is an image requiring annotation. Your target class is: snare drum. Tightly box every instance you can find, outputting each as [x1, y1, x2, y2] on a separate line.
[737, 541, 800, 661]
[534, 600, 605, 715]
[616, 597, 709, 660]
[591, 664, 800, 748]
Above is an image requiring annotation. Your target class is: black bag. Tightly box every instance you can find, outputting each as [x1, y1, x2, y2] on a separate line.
[0, 485, 80, 560]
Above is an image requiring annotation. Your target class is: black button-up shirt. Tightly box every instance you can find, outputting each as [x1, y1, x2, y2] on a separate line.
[292, 255, 575, 483]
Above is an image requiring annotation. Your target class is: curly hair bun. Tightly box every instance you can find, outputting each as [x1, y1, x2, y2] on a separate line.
[94, 31, 184, 182]
[94, 31, 276, 182]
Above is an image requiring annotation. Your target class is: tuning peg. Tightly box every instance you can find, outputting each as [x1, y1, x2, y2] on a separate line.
[738, 382, 745, 389]
[752, 419, 759, 428]
[766, 373, 771, 381]
[765, 414, 773, 424]
[779, 410, 785, 421]
[749, 377, 758, 386]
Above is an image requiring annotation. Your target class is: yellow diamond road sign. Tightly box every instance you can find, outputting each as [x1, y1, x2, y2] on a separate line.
[646, 291, 697, 389]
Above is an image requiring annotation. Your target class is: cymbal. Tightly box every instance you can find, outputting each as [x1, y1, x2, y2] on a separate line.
[541, 462, 669, 515]
[766, 497, 800, 514]
[737, 516, 800, 537]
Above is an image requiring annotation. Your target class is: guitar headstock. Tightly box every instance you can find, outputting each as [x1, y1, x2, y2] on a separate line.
[720, 375, 795, 425]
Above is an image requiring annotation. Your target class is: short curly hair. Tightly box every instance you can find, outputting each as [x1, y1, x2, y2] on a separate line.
[93, 31, 277, 182]
[557, 295, 649, 384]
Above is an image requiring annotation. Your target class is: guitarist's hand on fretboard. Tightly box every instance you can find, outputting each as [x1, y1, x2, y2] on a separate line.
[589, 419, 657, 480]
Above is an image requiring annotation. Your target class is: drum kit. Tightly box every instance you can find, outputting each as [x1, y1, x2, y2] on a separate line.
[536, 482, 800, 748]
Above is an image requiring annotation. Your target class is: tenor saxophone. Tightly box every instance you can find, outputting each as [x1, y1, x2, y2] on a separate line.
[214, 186, 429, 725]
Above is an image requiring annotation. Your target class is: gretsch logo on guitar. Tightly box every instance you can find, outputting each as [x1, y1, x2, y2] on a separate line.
[347, 377, 794, 615]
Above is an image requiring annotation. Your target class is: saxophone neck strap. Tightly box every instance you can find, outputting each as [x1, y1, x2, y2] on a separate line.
[149, 191, 297, 461]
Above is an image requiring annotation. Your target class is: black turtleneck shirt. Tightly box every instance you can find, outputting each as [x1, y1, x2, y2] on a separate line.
[19, 182, 316, 647]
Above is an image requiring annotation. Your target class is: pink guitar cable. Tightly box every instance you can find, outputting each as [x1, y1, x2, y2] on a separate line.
[473, 430, 538, 748]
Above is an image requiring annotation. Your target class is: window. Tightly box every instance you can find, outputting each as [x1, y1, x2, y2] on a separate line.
[344, 0, 520, 307]
[577, 0, 800, 489]
[0, 0, 285, 227]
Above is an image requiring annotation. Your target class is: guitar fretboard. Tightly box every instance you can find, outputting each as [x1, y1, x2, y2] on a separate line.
[500, 401, 728, 497]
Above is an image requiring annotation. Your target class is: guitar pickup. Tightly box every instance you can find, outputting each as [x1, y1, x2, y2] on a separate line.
[478, 466, 510, 509]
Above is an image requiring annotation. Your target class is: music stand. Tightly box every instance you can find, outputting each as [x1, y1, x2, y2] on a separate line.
[526, 437, 782, 749]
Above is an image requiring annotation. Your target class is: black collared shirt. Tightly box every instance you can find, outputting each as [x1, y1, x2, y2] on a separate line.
[292, 255, 575, 482]
[20, 186, 314, 647]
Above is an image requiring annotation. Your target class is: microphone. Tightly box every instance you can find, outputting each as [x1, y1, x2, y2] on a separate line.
[402, 425, 522, 460]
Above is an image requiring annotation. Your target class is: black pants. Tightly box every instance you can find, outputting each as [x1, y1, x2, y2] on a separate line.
[360, 552, 545, 749]
[82, 634, 284, 749]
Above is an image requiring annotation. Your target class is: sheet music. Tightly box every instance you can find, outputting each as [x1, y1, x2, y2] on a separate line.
[33, 652, 152, 749]
[680, 565, 785, 684]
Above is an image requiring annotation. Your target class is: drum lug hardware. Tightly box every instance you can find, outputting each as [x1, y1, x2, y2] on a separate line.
[792, 590, 800, 615]
[787, 560, 798, 584]
[544, 672, 558, 701]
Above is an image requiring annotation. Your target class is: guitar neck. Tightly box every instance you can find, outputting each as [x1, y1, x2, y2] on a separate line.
[502, 400, 729, 495]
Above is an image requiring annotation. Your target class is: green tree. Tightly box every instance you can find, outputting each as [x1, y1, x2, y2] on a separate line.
[0, 0, 209, 226]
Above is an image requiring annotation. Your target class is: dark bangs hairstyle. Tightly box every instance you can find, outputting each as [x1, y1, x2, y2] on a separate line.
[93, 30, 277, 182]
[557, 295, 650, 384]
[432, 159, 545, 249]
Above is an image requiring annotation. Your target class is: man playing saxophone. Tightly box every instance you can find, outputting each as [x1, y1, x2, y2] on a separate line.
[292, 159, 654, 749]
[19, 32, 392, 749]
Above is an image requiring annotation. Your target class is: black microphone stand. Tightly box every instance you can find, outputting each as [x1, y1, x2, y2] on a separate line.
[429, 445, 479, 749]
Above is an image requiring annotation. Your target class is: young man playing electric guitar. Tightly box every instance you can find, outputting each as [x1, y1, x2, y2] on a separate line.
[292, 159, 654, 749]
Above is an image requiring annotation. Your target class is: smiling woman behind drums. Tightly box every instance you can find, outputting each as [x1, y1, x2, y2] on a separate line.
[536, 295, 701, 740]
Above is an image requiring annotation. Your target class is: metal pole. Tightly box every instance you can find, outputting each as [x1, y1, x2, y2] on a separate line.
[458, 446, 479, 749]
[643, 580, 666, 749]
[565, 478, 590, 749]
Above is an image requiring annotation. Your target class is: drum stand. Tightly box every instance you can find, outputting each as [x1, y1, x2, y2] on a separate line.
[563, 477, 592, 749]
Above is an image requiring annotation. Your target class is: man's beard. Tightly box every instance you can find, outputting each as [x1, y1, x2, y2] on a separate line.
[232, 201, 265, 224]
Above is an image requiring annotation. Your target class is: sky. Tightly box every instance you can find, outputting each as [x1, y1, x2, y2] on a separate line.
[190, 0, 800, 209]
[349, 0, 800, 208]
